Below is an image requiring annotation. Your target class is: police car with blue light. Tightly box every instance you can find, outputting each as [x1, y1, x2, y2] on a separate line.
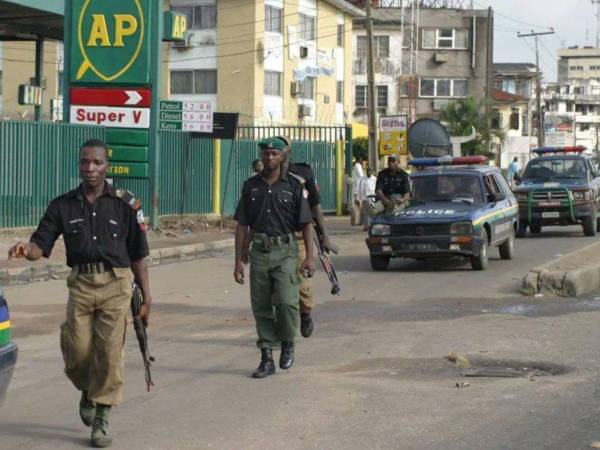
[513, 146, 600, 237]
[366, 156, 519, 271]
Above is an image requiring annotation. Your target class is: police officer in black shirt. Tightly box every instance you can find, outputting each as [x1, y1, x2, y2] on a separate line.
[234, 137, 315, 379]
[8, 139, 152, 448]
[375, 154, 411, 213]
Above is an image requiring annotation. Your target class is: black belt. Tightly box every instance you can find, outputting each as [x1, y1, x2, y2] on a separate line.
[77, 261, 113, 274]
[253, 233, 294, 249]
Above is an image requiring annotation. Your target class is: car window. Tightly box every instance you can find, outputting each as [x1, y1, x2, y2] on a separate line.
[412, 174, 484, 204]
[523, 158, 587, 179]
[484, 174, 504, 202]
[493, 172, 513, 196]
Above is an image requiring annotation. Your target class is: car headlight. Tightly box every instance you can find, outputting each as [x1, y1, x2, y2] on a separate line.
[515, 191, 529, 202]
[450, 221, 473, 235]
[370, 224, 391, 236]
[572, 189, 593, 201]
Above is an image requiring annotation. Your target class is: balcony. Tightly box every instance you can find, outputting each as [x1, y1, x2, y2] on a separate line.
[353, 58, 398, 76]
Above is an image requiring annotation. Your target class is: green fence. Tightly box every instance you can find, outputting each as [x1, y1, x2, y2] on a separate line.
[0, 121, 104, 228]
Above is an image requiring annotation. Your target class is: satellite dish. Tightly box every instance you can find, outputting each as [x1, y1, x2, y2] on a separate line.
[408, 119, 452, 158]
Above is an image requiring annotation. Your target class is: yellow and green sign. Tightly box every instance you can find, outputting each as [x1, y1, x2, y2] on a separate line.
[379, 115, 409, 157]
[70, 0, 150, 84]
[163, 11, 187, 41]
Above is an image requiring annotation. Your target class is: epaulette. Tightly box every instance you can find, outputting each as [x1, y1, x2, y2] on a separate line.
[288, 172, 306, 185]
[115, 189, 142, 210]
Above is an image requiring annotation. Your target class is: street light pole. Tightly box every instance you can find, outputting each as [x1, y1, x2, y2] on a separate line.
[366, 0, 378, 172]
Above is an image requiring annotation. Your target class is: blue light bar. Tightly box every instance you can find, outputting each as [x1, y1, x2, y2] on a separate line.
[532, 146, 586, 155]
[408, 156, 487, 167]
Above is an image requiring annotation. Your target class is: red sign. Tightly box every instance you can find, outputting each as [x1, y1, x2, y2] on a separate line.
[70, 87, 151, 107]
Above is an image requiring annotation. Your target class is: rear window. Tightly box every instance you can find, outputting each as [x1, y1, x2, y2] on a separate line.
[523, 158, 587, 179]
[412, 174, 484, 205]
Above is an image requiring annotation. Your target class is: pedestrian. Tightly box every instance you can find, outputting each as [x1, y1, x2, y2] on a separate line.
[252, 159, 264, 174]
[278, 135, 333, 338]
[352, 156, 365, 196]
[234, 137, 315, 379]
[351, 157, 365, 225]
[507, 156, 520, 188]
[358, 167, 377, 230]
[8, 139, 152, 448]
[373, 154, 411, 214]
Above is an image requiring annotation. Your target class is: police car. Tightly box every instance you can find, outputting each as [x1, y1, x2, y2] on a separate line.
[0, 287, 17, 406]
[365, 156, 518, 271]
[513, 146, 600, 237]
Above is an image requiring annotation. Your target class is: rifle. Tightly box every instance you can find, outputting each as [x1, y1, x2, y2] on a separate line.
[313, 222, 341, 295]
[131, 283, 155, 391]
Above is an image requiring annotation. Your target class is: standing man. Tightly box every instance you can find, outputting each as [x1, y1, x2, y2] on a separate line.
[8, 139, 151, 448]
[374, 154, 411, 214]
[507, 156, 520, 189]
[358, 167, 377, 230]
[278, 135, 333, 338]
[234, 137, 315, 379]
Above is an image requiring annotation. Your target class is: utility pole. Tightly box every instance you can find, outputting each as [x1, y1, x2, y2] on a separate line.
[518, 29, 554, 148]
[593, 0, 600, 47]
[366, 0, 378, 172]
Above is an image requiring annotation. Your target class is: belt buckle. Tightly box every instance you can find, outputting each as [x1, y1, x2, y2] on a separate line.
[262, 235, 272, 250]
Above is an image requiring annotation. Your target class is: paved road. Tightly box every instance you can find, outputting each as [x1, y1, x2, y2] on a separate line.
[3, 226, 600, 449]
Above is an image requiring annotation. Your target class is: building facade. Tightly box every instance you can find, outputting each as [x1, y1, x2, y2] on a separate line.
[168, 0, 362, 126]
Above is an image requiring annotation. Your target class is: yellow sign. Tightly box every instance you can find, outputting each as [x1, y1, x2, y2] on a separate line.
[379, 115, 408, 157]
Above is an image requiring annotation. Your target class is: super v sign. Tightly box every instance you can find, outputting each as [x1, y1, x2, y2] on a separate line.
[70, 0, 150, 84]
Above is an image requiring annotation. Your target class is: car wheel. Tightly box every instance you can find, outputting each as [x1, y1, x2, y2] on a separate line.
[516, 221, 528, 238]
[499, 229, 515, 260]
[583, 207, 597, 237]
[470, 229, 489, 271]
[596, 216, 600, 232]
[529, 223, 542, 234]
[370, 254, 390, 271]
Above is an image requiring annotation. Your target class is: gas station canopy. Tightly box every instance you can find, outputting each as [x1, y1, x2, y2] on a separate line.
[0, 0, 64, 41]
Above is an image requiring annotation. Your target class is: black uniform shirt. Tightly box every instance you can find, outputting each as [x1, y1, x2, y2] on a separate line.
[376, 168, 411, 197]
[234, 172, 313, 236]
[30, 182, 150, 268]
[288, 162, 320, 208]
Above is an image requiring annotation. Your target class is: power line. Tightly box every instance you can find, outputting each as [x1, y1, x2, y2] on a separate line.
[472, 0, 553, 31]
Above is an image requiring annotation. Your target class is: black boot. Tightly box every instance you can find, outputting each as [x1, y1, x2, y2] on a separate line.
[300, 312, 314, 338]
[252, 349, 276, 379]
[280, 341, 295, 370]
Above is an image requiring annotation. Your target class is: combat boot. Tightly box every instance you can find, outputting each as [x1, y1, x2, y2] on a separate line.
[252, 349, 276, 378]
[79, 390, 95, 427]
[280, 341, 295, 370]
[91, 404, 112, 448]
[300, 312, 314, 338]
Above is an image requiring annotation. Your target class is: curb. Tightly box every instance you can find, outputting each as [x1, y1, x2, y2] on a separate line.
[522, 242, 600, 297]
[0, 238, 235, 285]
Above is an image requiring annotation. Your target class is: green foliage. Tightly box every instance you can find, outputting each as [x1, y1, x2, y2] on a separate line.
[352, 137, 368, 161]
[440, 97, 495, 158]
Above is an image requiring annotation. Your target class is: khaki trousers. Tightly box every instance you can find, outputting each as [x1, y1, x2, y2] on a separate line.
[60, 267, 132, 406]
[296, 239, 314, 314]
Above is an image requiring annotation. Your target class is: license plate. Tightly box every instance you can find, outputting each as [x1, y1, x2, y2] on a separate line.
[405, 243, 436, 251]
[538, 201, 561, 207]
[542, 211, 560, 218]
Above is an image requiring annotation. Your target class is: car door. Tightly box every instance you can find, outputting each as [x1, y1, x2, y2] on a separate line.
[587, 158, 600, 208]
[484, 173, 511, 244]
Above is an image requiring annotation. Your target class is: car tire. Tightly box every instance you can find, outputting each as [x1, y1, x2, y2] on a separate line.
[499, 229, 515, 260]
[596, 216, 600, 232]
[529, 223, 542, 234]
[516, 221, 528, 238]
[583, 208, 597, 237]
[370, 254, 390, 271]
[471, 229, 489, 271]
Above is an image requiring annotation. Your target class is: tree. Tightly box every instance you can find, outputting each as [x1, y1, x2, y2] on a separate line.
[352, 137, 368, 162]
[440, 97, 495, 158]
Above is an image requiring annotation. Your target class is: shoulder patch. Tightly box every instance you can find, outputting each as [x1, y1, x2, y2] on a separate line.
[115, 189, 141, 210]
[289, 172, 306, 185]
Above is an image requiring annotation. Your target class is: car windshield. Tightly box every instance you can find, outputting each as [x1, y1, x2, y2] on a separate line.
[523, 158, 587, 179]
[412, 174, 484, 205]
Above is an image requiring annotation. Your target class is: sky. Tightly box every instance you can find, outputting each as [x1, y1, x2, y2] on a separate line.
[475, 0, 596, 82]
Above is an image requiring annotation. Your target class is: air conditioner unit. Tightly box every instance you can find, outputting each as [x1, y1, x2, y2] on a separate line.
[172, 33, 193, 50]
[290, 81, 303, 97]
[300, 46, 309, 58]
[298, 104, 312, 118]
[433, 52, 448, 64]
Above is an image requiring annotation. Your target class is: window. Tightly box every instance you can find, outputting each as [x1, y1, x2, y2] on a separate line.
[491, 110, 501, 129]
[170, 70, 217, 94]
[419, 78, 468, 98]
[509, 110, 519, 130]
[336, 81, 344, 104]
[299, 14, 315, 41]
[356, 35, 389, 58]
[302, 76, 315, 99]
[337, 24, 344, 47]
[265, 5, 282, 33]
[570, 65, 584, 71]
[355, 85, 367, 108]
[264, 71, 281, 96]
[400, 78, 409, 97]
[377, 85, 388, 108]
[422, 28, 469, 49]
[591, 65, 600, 70]
[172, 4, 216, 30]
[57, 71, 63, 96]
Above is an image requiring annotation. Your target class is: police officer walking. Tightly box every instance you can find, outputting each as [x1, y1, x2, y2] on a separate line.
[8, 139, 151, 448]
[234, 137, 315, 379]
[374, 154, 411, 214]
[277, 136, 333, 338]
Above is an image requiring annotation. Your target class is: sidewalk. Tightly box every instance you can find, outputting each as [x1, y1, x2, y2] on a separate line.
[0, 216, 358, 285]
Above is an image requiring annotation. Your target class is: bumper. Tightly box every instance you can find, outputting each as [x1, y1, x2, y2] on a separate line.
[518, 202, 594, 224]
[0, 342, 18, 405]
[366, 235, 484, 258]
